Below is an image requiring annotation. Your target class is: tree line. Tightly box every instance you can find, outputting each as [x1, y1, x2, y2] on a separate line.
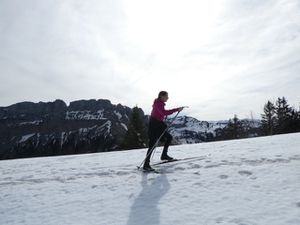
[122, 97, 300, 149]
[207, 96, 300, 141]
[261, 97, 300, 135]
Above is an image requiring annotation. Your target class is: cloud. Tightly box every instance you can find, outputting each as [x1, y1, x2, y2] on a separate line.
[0, 0, 299, 120]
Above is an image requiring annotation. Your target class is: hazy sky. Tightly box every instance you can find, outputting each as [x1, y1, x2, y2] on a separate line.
[0, 0, 299, 120]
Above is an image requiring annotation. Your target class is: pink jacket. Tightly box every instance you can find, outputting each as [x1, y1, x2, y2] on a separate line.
[150, 98, 179, 121]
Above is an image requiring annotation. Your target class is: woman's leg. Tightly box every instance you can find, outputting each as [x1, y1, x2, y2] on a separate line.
[161, 131, 173, 158]
[144, 134, 157, 166]
[144, 119, 168, 166]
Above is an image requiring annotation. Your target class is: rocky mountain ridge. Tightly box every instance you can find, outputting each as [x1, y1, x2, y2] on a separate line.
[0, 99, 144, 159]
[0, 99, 260, 160]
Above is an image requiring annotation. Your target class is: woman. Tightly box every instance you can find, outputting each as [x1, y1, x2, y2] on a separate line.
[143, 91, 183, 171]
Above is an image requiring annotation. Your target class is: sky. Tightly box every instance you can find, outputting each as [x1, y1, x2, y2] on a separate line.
[0, 0, 299, 120]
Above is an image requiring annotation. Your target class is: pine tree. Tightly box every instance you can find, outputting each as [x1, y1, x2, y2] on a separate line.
[261, 100, 276, 135]
[288, 108, 300, 132]
[224, 115, 242, 139]
[121, 106, 147, 150]
[275, 97, 292, 134]
[233, 114, 243, 138]
[297, 108, 300, 131]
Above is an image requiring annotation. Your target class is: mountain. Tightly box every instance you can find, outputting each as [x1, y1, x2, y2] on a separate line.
[0, 99, 261, 160]
[167, 115, 261, 144]
[0, 99, 146, 160]
[1, 132, 299, 225]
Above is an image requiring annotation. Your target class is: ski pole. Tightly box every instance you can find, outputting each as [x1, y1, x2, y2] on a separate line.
[137, 108, 186, 169]
[137, 111, 180, 169]
[149, 106, 189, 161]
[150, 111, 180, 160]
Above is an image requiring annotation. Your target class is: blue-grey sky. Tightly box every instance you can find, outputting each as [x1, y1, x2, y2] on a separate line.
[0, 0, 299, 120]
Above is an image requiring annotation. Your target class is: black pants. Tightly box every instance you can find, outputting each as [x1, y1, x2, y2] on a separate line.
[144, 117, 173, 165]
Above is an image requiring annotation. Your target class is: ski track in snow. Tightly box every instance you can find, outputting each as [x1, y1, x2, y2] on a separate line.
[1, 133, 300, 225]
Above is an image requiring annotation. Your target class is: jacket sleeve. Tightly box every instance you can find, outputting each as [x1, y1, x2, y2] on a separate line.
[156, 102, 179, 117]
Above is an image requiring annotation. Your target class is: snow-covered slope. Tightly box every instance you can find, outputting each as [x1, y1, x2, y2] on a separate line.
[1, 133, 300, 225]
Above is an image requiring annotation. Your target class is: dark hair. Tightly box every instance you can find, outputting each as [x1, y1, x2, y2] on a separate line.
[158, 91, 168, 99]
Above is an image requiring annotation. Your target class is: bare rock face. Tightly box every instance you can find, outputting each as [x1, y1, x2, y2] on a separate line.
[0, 99, 146, 160]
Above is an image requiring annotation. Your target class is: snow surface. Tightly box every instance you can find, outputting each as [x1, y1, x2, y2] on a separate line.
[18, 120, 43, 126]
[65, 110, 106, 120]
[1, 133, 300, 225]
[114, 110, 123, 120]
[121, 123, 128, 131]
[18, 133, 35, 143]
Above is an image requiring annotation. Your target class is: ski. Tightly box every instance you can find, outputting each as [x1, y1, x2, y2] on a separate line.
[152, 159, 179, 166]
[151, 156, 204, 166]
[137, 166, 160, 174]
[136, 156, 205, 172]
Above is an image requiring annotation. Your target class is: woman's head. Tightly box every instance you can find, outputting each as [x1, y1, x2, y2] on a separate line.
[158, 91, 169, 102]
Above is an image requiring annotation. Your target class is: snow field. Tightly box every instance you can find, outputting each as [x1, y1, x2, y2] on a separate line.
[1, 133, 300, 225]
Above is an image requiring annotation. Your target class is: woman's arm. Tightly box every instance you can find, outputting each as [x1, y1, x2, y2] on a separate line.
[156, 101, 179, 117]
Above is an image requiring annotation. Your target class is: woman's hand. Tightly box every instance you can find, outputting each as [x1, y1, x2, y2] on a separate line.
[178, 107, 184, 112]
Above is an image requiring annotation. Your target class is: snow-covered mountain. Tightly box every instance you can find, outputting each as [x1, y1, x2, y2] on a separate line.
[0, 99, 261, 160]
[168, 115, 261, 144]
[1, 133, 299, 225]
[0, 99, 145, 159]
